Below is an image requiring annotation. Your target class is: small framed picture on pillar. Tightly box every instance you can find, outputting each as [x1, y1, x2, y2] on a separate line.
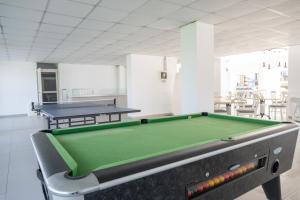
[161, 71, 167, 80]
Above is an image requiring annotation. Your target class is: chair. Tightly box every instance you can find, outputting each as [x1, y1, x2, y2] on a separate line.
[214, 96, 231, 115]
[255, 92, 270, 119]
[268, 93, 287, 120]
[214, 104, 227, 114]
[236, 96, 259, 118]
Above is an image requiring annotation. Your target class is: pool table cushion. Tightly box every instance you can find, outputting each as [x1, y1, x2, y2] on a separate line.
[49, 113, 281, 176]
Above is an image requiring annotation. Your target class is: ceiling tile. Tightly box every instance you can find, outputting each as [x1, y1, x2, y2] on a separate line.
[3, 27, 36, 36]
[40, 23, 74, 34]
[2, 0, 300, 64]
[238, 9, 284, 24]
[135, 27, 164, 37]
[216, 0, 263, 18]
[121, 27, 163, 42]
[250, 0, 289, 8]
[88, 6, 129, 22]
[120, 13, 158, 26]
[148, 18, 183, 30]
[166, 7, 208, 23]
[37, 31, 67, 40]
[154, 31, 179, 40]
[280, 9, 300, 19]
[48, 0, 93, 18]
[122, 34, 151, 43]
[43, 12, 82, 26]
[69, 28, 100, 38]
[189, 0, 243, 12]
[58, 42, 83, 50]
[32, 42, 59, 49]
[1, 18, 39, 30]
[109, 24, 141, 34]
[5, 34, 34, 41]
[34, 37, 62, 45]
[6, 38, 33, 46]
[134, 0, 181, 18]
[98, 31, 128, 41]
[64, 29, 99, 43]
[251, 16, 293, 28]
[78, 19, 114, 31]
[270, 0, 300, 14]
[69, 0, 99, 5]
[100, 0, 147, 12]
[0, 4, 43, 21]
[163, 0, 196, 6]
[89, 38, 114, 48]
[215, 19, 250, 32]
[199, 14, 228, 24]
[272, 20, 300, 32]
[0, 0, 47, 11]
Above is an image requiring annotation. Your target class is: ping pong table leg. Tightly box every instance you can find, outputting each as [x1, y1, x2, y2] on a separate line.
[83, 117, 86, 125]
[108, 114, 112, 122]
[47, 118, 50, 129]
[56, 120, 59, 129]
[118, 113, 121, 121]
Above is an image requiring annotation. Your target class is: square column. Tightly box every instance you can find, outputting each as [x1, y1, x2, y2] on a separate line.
[288, 45, 300, 118]
[116, 65, 126, 94]
[180, 21, 214, 114]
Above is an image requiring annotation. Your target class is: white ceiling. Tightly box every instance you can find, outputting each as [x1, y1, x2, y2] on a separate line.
[0, 0, 300, 65]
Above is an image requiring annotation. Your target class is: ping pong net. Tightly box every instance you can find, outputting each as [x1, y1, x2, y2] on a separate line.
[32, 98, 117, 111]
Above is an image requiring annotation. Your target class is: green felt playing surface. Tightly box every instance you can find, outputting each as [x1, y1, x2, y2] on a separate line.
[49, 114, 280, 176]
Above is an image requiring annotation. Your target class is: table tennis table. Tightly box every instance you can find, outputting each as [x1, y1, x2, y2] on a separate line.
[32, 99, 141, 129]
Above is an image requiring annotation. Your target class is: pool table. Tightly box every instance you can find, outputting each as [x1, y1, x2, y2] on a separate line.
[31, 113, 299, 200]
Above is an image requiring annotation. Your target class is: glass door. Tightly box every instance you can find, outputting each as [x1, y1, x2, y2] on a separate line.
[40, 71, 58, 104]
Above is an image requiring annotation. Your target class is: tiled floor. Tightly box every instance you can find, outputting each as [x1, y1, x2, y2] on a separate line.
[0, 116, 45, 200]
[0, 115, 299, 200]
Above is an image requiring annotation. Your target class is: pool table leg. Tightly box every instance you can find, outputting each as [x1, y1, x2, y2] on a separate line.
[262, 176, 282, 200]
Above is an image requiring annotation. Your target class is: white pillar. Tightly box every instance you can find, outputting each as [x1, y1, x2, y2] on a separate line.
[288, 45, 300, 117]
[214, 58, 221, 97]
[116, 65, 126, 94]
[180, 21, 214, 114]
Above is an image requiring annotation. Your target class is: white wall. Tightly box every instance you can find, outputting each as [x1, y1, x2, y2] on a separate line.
[288, 45, 300, 116]
[214, 58, 221, 96]
[58, 63, 118, 100]
[0, 61, 38, 116]
[127, 54, 177, 117]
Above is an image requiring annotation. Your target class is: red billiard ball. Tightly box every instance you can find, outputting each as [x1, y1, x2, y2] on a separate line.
[234, 169, 240, 176]
[187, 191, 193, 198]
[229, 172, 235, 179]
[197, 184, 204, 193]
[203, 182, 210, 190]
[248, 163, 255, 170]
[246, 164, 252, 171]
[224, 173, 230, 181]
